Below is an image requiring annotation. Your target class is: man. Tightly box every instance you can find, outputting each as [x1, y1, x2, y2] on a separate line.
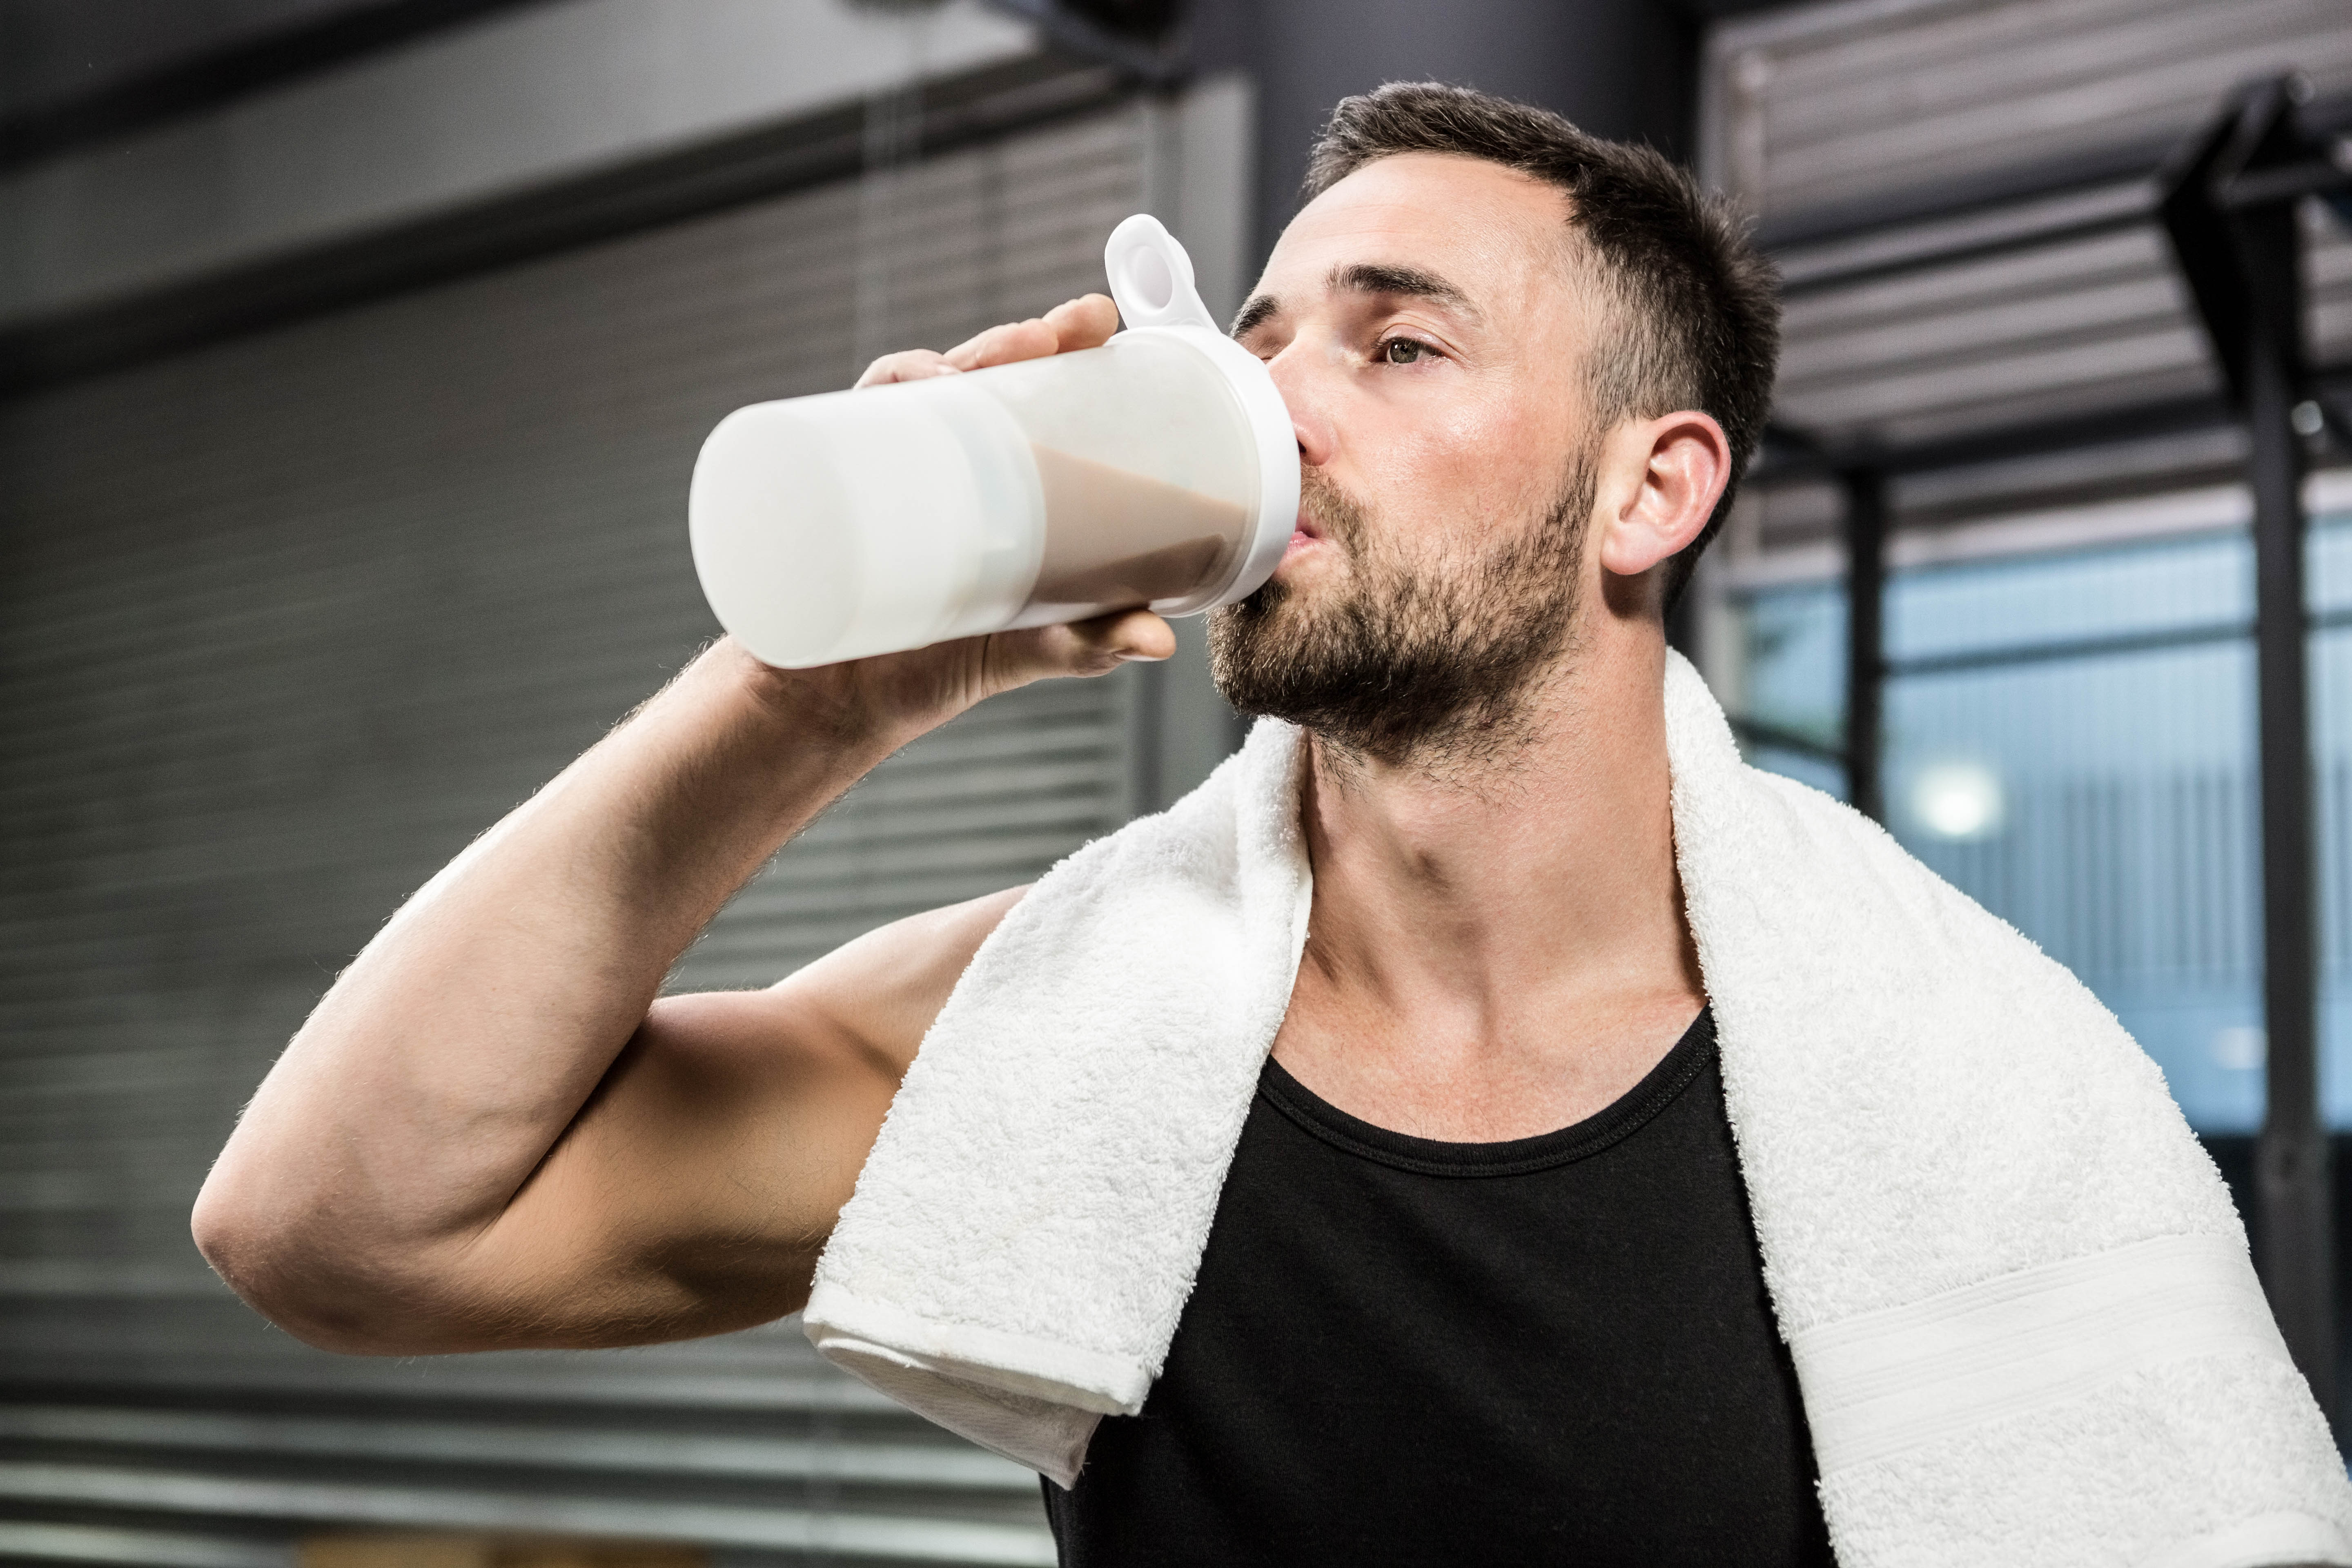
[195, 86, 2339, 1567]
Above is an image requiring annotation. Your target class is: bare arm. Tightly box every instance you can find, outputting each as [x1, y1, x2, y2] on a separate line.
[192, 295, 1153, 1354]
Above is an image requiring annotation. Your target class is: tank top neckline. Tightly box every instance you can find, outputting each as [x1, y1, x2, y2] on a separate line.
[1254, 1006, 1715, 1179]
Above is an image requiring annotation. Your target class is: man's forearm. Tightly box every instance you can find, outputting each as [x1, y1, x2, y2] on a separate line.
[193, 637, 920, 1313]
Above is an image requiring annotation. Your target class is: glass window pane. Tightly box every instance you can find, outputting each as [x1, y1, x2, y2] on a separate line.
[2315, 516, 2352, 615]
[1886, 642, 2262, 1132]
[1733, 578, 1846, 802]
[1884, 531, 2266, 1134]
[1887, 532, 2251, 664]
[1728, 514, 2352, 1136]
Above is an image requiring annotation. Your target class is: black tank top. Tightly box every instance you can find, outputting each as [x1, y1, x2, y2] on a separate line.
[1043, 1008, 1833, 1566]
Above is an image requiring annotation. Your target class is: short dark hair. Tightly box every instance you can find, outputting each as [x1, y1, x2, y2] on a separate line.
[1301, 82, 1781, 604]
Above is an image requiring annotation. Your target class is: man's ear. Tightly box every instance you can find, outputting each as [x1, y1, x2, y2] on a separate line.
[1596, 411, 1732, 579]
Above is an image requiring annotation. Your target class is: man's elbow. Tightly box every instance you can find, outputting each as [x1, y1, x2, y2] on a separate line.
[190, 1172, 457, 1357]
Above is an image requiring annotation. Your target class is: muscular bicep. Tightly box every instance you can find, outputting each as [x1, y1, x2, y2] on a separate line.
[441, 887, 1027, 1348]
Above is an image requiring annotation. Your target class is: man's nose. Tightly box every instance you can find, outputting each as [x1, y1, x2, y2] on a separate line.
[1265, 344, 1337, 471]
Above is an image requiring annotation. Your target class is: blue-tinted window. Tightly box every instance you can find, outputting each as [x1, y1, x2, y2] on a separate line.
[1733, 578, 1846, 800]
[1728, 514, 2352, 1134]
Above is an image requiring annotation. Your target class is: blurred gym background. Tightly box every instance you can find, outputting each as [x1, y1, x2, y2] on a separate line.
[2, 0, 2348, 1563]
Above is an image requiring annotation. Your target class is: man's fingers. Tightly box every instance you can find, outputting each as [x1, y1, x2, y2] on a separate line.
[856, 350, 957, 389]
[941, 294, 1121, 373]
[1045, 294, 1119, 353]
[944, 318, 1058, 372]
[979, 610, 1174, 693]
[1067, 607, 1176, 666]
[865, 293, 1121, 390]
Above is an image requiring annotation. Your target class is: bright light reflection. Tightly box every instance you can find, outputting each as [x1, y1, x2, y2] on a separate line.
[1912, 760, 2005, 840]
[2211, 1026, 2265, 1072]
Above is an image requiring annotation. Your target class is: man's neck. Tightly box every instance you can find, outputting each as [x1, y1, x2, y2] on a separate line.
[1269, 630, 1705, 1141]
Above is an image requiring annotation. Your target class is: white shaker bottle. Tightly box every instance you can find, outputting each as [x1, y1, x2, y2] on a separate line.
[688, 215, 1298, 668]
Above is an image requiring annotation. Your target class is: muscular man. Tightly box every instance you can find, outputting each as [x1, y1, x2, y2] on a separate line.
[194, 86, 2336, 1568]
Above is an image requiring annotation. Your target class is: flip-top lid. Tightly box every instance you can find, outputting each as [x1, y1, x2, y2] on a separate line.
[1102, 214, 1301, 614]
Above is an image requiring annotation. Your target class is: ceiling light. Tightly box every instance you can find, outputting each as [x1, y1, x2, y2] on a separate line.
[1911, 760, 2004, 840]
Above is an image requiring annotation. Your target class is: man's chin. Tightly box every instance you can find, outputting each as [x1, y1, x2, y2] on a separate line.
[1209, 590, 1356, 722]
[1220, 576, 1327, 648]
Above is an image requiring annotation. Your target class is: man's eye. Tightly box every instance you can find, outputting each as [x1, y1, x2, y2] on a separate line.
[1378, 337, 1433, 365]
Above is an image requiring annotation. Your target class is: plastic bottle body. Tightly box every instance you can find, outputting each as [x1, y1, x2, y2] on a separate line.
[691, 327, 1281, 668]
[689, 214, 1297, 670]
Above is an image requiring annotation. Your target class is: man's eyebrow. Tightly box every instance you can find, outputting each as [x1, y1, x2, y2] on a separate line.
[1229, 263, 1479, 340]
[1232, 294, 1278, 337]
[1330, 262, 1480, 321]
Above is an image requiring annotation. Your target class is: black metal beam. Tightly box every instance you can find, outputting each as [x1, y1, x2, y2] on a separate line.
[2243, 134, 2337, 1435]
[2223, 157, 2352, 212]
[1888, 617, 2249, 679]
[2158, 75, 2336, 1424]
[1840, 465, 1888, 822]
[1726, 715, 1844, 768]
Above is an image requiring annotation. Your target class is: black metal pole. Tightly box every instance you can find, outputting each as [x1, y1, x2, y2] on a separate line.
[2242, 194, 2335, 1423]
[1841, 466, 1887, 822]
[2159, 78, 2338, 1421]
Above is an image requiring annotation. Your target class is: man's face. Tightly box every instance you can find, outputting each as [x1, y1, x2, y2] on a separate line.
[1212, 151, 1605, 769]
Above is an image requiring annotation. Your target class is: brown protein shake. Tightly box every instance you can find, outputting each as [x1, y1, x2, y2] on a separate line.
[1026, 444, 1253, 617]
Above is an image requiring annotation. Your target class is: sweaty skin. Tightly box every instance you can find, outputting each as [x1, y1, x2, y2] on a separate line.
[192, 153, 1730, 1355]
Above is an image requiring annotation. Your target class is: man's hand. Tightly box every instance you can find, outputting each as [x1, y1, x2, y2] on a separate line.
[746, 292, 1171, 740]
[192, 292, 1168, 1356]
[856, 292, 1119, 386]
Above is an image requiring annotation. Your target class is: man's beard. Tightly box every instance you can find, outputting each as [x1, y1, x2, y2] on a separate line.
[1208, 454, 1597, 773]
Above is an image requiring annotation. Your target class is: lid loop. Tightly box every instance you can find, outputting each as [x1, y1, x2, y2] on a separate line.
[1105, 214, 1222, 333]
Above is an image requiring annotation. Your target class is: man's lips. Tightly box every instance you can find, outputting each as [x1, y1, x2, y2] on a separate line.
[1284, 510, 1326, 559]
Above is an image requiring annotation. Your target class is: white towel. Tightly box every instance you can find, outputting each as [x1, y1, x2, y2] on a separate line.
[806, 652, 2352, 1567]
